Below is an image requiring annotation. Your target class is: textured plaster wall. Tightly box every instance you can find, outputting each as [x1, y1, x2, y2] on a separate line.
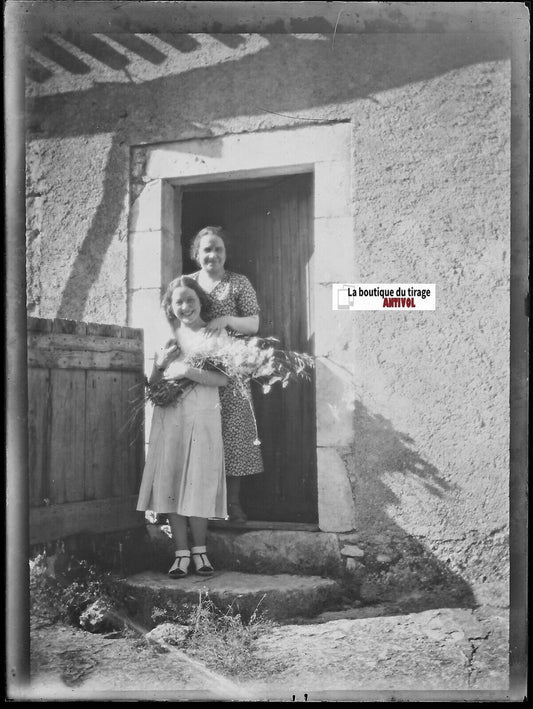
[25, 31, 511, 597]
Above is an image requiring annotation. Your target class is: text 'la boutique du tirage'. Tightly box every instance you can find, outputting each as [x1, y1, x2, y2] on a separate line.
[332, 284, 436, 311]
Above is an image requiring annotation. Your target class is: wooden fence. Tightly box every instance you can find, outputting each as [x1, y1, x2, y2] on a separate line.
[28, 317, 146, 544]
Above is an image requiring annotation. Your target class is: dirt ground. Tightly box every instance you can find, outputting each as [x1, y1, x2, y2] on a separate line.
[20, 602, 512, 702]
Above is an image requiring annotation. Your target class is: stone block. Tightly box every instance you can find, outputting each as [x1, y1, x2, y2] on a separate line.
[79, 598, 124, 634]
[317, 447, 356, 532]
[208, 529, 342, 576]
[341, 545, 365, 559]
[314, 160, 351, 218]
[146, 525, 343, 577]
[313, 284, 357, 358]
[315, 357, 356, 447]
[121, 570, 344, 626]
[376, 554, 392, 564]
[128, 230, 163, 290]
[161, 227, 182, 288]
[145, 622, 189, 647]
[144, 123, 351, 180]
[129, 179, 163, 232]
[128, 289, 170, 354]
[313, 216, 355, 282]
[338, 532, 360, 544]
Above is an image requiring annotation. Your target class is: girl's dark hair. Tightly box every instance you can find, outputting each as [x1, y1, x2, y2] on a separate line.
[190, 225, 230, 265]
[161, 275, 211, 325]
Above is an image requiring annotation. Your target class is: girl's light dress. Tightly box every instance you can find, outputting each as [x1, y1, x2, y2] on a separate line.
[136, 333, 227, 519]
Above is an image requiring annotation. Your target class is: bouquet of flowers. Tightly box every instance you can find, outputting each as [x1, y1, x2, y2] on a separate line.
[145, 334, 314, 409]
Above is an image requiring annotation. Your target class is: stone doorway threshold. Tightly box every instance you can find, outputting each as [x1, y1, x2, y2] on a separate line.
[208, 520, 319, 532]
[147, 523, 341, 578]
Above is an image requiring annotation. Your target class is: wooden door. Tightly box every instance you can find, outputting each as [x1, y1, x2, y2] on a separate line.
[181, 173, 317, 523]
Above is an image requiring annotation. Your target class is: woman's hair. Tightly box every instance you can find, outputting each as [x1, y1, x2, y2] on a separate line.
[189, 225, 230, 265]
[161, 275, 212, 324]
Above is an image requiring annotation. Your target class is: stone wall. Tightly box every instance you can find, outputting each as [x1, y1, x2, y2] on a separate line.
[25, 27, 511, 603]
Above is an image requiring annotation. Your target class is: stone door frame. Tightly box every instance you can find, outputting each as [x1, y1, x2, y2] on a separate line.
[127, 122, 356, 532]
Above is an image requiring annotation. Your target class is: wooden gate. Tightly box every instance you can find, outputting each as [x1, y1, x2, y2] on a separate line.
[28, 317, 145, 544]
[181, 173, 317, 523]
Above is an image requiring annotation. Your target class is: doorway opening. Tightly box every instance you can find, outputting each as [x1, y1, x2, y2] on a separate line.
[180, 172, 317, 523]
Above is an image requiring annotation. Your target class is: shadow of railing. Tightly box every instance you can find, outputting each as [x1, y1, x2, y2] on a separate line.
[28, 35, 92, 74]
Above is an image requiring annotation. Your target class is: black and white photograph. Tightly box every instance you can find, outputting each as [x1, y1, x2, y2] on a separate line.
[5, 0, 528, 702]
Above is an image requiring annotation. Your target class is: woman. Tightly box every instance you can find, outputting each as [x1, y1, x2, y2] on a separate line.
[136, 276, 228, 577]
[189, 225, 264, 522]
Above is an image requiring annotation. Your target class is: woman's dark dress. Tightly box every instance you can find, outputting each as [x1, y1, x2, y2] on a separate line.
[191, 270, 264, 478]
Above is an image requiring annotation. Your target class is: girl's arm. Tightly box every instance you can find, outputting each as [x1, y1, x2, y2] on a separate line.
[148, 361, 165, 386]
[183, 367, 228, 387]
[164, 361, 228, 387]
[148, 340, 180, 385]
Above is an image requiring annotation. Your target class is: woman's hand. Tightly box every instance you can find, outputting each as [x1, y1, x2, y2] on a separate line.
[156, 339, 180, 370]
[163, 360, 190, 381]
[204, 316, 229, 336]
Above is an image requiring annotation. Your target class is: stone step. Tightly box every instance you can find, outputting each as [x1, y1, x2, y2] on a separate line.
[120, 570, 345, 627]
[143, 524, 344, 577]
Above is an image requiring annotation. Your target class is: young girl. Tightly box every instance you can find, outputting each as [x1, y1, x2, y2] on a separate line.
[136, 276, 228, 578]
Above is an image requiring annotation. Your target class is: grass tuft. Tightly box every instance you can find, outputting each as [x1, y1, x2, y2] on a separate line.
[184, 592, 286, 678]
[152, 591, 287, 678]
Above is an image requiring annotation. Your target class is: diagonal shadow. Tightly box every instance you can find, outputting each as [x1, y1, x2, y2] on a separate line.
[63, 30, 130, 71]
[103, 33, 167, 64]
[208, 32, 247, 49]
[344, 399, 476, 608]
[28, 33, 510, 139]
[56, 134, 127, 319]
[26, 55, 53, 83]
[154, 33, 200, 53]
[29, 32, 509, 324]
[351, 401, 456, 499]
[28, 36, 92, 74]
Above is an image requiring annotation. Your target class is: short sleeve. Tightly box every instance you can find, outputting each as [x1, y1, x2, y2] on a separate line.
[234, 274, 260, 317]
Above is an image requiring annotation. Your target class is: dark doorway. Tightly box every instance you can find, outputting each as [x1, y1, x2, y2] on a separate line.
[180, 172, 317, 523]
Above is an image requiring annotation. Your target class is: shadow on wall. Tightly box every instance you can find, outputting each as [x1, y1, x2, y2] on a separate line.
[28, 32, 509, 320]
[341, 399, 476, 609]
[56, 135, 126, 319]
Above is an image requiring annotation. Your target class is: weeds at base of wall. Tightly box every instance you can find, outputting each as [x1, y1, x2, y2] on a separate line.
[30, 551, 286, 680]
[149, 594, 288, 679]
[29, 551, 124, 628]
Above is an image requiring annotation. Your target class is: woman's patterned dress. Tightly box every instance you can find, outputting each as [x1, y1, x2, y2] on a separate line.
[191, 270, 264, 478]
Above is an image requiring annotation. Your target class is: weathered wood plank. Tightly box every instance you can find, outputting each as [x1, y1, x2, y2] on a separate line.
[29, 495, 144, 545]
[28, 347, 143, 371]
[28, 368, 50, 506]
[27, 315, 145, 535]
[110, 373, 127, 498]
[86, 322, 124, 338]
[28, 317, 144, 341]
[52, 319, 88, 335]
[27, 317, 53, 333]
[120, 326, 144, 340]
[49, 369, 86, 504]
[85, 371, 115, 500]
[124, 373, 145, 494]
[111, 372, 141, 498]
[28, 332, 143, 353]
